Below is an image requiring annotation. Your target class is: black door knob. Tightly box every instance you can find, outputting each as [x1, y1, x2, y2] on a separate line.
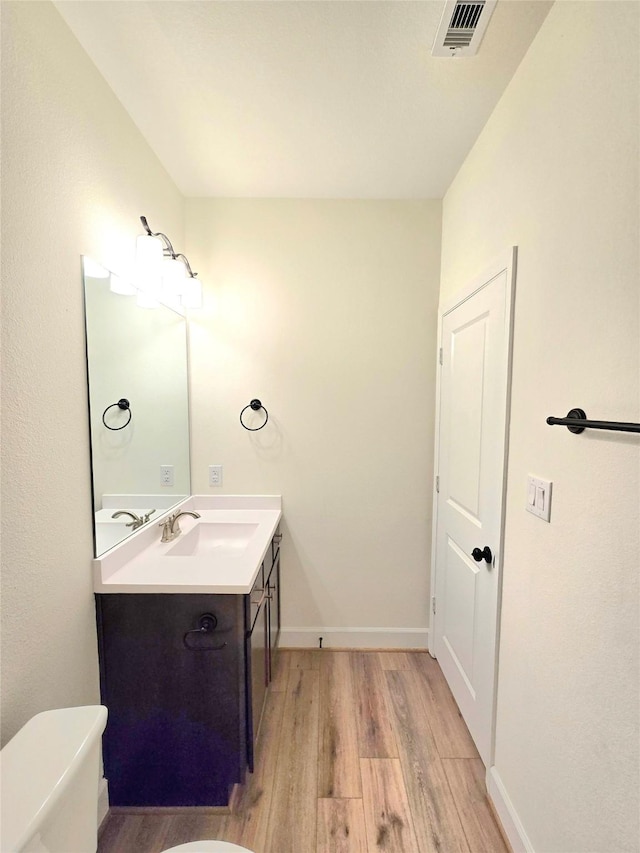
[472, 546, 493, 563]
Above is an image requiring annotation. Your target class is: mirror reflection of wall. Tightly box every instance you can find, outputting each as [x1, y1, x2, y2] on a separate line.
[83, 258, 190, 556]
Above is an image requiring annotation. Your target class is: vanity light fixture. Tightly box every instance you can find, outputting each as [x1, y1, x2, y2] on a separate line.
[136, 215, 202, 309]
[162, 256, 187, 303]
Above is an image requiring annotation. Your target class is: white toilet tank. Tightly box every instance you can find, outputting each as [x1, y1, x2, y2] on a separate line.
[0, 705, 107, 853]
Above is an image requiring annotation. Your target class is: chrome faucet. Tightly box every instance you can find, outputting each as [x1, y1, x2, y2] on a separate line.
[111, 509, 156, 530]
[112, 510, 143, 530]
[159, 510, 201, 543]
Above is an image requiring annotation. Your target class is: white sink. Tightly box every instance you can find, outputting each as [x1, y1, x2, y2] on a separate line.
[166, 521, 259, 557]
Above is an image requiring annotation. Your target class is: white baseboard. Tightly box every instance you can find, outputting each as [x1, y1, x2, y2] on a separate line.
[279, 627, 429, 649]
[486, 766, 534, 853]
[98, 777, 110, 828]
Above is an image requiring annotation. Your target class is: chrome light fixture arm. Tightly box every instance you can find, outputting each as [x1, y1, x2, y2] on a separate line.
[140, 216, 199, 280]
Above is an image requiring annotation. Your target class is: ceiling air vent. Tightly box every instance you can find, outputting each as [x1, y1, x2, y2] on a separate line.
[432, 0, 497, 57]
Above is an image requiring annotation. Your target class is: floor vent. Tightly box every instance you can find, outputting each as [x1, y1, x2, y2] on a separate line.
[432, 0, 497, 57]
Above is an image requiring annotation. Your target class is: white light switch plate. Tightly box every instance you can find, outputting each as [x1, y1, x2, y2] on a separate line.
[526, 475, 552, 522]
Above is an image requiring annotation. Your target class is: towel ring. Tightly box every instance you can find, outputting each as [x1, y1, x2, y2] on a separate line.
[183, 613, 227, 652]
[240, 399, 269, 431]
[102, 398, 132, 430]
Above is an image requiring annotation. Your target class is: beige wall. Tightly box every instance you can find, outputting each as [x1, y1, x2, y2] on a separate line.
[441, 2, 639, 851]
[0, 1, 183, 742]
[186, 199, 441, 644]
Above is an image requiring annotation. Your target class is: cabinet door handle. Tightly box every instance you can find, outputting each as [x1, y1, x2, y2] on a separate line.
[252, 591, 268, 609]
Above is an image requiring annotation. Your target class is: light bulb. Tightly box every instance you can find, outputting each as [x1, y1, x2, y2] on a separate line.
[135, 234, 163, 299]
[162, 257, 187, 300]
[181, 277, 203, 309]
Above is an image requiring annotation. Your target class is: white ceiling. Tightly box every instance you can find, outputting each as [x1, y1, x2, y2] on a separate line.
[54, 0, 552, 198]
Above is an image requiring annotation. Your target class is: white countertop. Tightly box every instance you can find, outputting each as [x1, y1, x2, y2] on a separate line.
[93, 496, 282, 594]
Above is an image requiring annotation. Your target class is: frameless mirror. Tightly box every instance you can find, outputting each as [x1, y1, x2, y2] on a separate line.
[82, 257, 190, 556]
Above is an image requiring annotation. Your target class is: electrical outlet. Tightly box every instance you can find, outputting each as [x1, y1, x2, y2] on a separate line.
[209, 464, 223, 487]
[160, 465, 174, 487]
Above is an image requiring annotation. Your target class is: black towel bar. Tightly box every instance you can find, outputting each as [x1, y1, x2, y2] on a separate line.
[546, 408, 640, 434]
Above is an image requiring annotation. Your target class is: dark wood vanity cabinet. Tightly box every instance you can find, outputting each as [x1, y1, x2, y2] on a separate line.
[268, 534, 282, 663]
[245, 534, 280, 770]
[95, 529, 281, 807]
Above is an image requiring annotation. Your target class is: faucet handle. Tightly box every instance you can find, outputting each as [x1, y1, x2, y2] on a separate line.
[158, 515, 176, 543]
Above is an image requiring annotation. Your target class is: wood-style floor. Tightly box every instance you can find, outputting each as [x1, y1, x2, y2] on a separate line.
[98, 650, 510, 853]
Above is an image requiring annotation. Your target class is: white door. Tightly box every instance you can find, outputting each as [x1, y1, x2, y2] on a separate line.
[430, 249, 515, 765]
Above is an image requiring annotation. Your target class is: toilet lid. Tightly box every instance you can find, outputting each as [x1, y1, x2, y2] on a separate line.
[163, 842, 252, 853]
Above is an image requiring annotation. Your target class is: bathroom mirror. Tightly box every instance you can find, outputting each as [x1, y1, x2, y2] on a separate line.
[83, 257, 190, 556]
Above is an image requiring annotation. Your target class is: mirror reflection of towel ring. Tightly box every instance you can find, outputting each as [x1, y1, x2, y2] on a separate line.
[102, 398, 132, 430]
[240, 399, 269, 431]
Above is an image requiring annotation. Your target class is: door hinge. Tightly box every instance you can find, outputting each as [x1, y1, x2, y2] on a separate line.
[432, 596, 437, 615]
[439, 347, 443, 365]
[435, 475, 440, 494]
